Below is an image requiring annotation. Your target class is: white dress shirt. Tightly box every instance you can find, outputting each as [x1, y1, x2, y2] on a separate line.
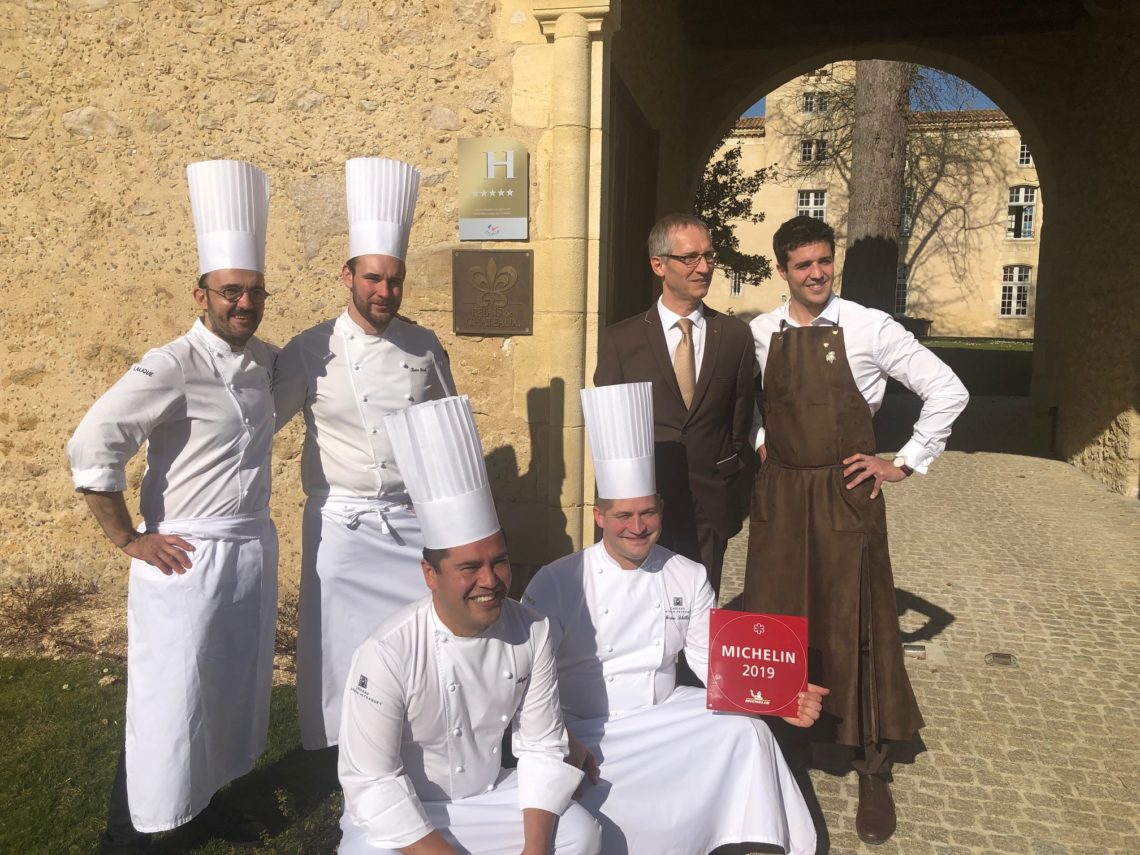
[523, 542, 716, 720]
[656, 297, 706, 379]
[338, 596, 583, 851]
[750, 295, 969, 473]
[273, 311, 455, 499]
[68, 319, 276, 521]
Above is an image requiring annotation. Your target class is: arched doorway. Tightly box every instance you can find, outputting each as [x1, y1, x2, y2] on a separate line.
[602, 1, 1139, 496]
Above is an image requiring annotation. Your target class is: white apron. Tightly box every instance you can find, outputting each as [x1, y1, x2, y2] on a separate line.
[125, 509, 278, 832]
[569, 687, 817, 855]
[338, 769, 601, 855]
[296, 496, 428, 749]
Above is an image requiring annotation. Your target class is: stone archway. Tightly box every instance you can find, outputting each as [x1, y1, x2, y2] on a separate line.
[605, 0, 1140, 496]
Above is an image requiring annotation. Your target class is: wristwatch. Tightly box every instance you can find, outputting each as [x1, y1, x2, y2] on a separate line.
[892, 456, 914, 477]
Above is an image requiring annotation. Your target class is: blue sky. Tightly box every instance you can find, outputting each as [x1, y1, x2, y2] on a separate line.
[741, 67, 997, 118]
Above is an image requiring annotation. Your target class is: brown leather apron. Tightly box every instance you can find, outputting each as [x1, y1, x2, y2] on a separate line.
[743, 321, 923, 750]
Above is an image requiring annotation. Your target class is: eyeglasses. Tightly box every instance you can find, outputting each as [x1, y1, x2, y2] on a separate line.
[661, 251, 717, 268]
[201, 286, 271, 303]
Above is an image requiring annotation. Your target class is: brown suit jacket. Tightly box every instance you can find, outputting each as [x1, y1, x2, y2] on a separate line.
[594, 303, 756, 545]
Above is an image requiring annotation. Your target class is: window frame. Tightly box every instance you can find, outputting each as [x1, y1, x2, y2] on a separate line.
[797, 189, 827, 220]
[999, 264, 1032, 317]
[894, 263, 910, 316]
[1018, 139, 1033, 167]
[1006, 185, 1037, 240]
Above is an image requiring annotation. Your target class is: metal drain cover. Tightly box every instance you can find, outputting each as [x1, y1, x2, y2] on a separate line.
[984, 652, 1018, 667]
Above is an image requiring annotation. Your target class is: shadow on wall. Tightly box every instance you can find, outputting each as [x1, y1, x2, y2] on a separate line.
[485, 379, 574, 595]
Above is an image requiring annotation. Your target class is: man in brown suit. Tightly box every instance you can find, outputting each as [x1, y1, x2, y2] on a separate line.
[593, 214, 755, 595]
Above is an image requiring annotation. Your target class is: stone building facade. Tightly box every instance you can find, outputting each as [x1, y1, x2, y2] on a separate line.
[705, 64, 1044, 340]
[1, 1, 1136, 596]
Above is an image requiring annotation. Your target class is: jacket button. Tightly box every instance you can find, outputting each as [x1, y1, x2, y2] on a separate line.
[448, 683, 457, 693]
[455, 765, 464, 773]
[500, 714, 509, 723]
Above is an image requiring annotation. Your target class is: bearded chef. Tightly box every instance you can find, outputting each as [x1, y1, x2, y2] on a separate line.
[523, 382, 824, 855]
[273, 157, 456, 752]
[337, 395, 601, 855]
[68, 160, 278, 852]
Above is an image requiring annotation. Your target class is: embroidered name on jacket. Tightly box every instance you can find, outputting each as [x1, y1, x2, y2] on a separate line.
[351, 673, 382, 707]
[665, 597, 690, 621]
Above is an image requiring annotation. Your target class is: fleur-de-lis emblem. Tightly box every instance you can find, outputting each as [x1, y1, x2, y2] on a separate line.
[826, 351, 836, 363]
[469, 258, 517, 308]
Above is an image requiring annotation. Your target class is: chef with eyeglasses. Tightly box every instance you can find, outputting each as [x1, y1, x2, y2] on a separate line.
[68, 159, 279, 852]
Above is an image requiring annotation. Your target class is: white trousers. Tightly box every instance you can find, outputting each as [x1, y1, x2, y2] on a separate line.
[296, 496, 428, 749]
[337, 770, 602, 855]
[568, 687, 817, 855]
[125, 510, 278, 832]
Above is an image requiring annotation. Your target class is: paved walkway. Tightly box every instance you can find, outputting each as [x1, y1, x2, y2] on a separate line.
[720, 418, 1140, 854]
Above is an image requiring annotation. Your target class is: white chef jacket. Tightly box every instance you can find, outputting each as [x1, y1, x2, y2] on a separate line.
[67, 319, 279, 832]
[750, 295, 969, 473]
[339, 596, 584, 851]
[656, 297, 707, 379]
[68, 319, 275, 518]
[523, 542, 716, 720]
[272, 311, 454, 499]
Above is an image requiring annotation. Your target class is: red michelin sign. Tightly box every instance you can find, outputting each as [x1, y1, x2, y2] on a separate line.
[706, 609, 808, 718]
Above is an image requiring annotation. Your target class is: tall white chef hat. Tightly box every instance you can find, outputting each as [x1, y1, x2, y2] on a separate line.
[345, 157, 420, 261]
[582, 382, 656, 500]
[385, 396, 500, 549]
[186, 159, 270, 275]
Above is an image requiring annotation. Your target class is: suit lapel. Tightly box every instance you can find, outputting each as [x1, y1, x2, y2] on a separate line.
[643, 308, 687, 410]
[688, 304, 722, 417]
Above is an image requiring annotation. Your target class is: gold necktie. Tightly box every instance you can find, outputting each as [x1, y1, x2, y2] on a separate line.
[674, 317, 696, 409]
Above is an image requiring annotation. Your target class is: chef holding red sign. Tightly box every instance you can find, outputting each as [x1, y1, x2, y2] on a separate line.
[525, 382, 826, 855]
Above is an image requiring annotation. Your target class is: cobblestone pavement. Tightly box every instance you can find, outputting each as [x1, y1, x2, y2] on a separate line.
[720, 443, 1140, 854]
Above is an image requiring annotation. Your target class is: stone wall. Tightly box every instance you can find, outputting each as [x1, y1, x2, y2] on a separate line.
[0, 0, 587, 591]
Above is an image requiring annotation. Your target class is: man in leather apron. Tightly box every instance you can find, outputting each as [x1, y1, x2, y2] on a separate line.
[744, 216, 969, 844]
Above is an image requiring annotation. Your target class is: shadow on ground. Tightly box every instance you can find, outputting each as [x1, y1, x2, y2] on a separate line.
[875, 394, 1053, 458]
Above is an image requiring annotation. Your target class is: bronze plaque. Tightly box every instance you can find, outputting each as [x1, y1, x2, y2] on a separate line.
[452, 249, 533, 336]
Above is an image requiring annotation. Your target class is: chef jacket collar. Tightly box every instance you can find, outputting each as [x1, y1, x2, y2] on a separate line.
[337, 308, 390, 340]
[430, 599, 495, 639]
[190, 318, 244, 358]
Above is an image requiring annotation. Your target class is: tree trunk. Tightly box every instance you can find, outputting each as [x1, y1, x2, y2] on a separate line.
[842, 60, 914, 313]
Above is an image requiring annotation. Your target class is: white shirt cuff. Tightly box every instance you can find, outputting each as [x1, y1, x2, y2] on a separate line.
[753, 425, 767, 451]
[516, 753, 584, 815]
[346, 776, 434, 850]
[71, 468, 127, 493]
[896, 440, 932, 475]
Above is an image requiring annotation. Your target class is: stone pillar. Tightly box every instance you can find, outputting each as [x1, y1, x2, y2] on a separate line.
[547, 13, 590, 548]
[531, 2, 619, 548]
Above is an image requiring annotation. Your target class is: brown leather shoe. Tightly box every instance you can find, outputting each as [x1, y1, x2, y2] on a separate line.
[856, 773, 896, 844]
